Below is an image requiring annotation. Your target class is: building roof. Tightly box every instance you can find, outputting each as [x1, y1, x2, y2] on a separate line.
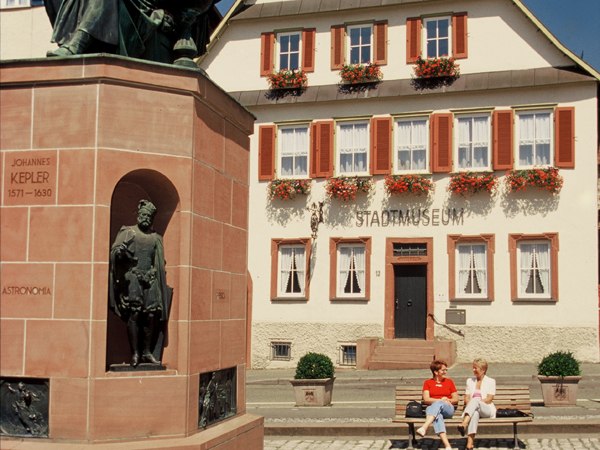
[205, 0, 600, 81]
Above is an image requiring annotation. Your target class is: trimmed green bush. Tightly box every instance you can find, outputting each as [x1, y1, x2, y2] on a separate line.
[537, 351, 581, 377]
[294, 352, 335, 379]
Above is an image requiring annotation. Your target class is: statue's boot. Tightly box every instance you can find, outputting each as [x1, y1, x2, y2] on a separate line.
[142, 317, 160, 364]
[127, 318, 140, 367]
[47, 30, 92, 57]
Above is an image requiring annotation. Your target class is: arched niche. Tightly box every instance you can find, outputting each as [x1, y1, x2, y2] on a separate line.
[105, 169, 179, 371]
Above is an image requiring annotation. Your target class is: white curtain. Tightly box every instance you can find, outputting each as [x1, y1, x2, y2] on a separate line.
[295, 248, 306, 293]
[458, 118, 472, 168]
[458, 246, 471, 294]
[339, 124, 355, 173]
[519, 243, 533, 294]
[338, 247, 351, 293]
[396, 120, 427, 171]
[473, 244, 486, 295]
[519, 114, 535, 166]
[280, 247, 293, 294]
[535, 113, 551, 165]
[473, 117, 489, 167]
[354, 246, 365, 294]
[535, 243, 550, 294]
[280, 127, 308, 176]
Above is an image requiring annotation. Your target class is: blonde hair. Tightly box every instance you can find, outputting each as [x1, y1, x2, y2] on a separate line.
[473, 358, 488, 373]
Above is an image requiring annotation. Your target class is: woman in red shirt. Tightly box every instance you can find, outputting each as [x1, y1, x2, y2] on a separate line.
[416, 359, 458, 450]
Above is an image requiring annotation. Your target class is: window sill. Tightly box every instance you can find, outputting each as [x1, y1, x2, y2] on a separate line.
[512, 297, 557, 303]
[271, 296, 308, 302]
[451, 297, 492, 303]
[330, 297, 369, 302]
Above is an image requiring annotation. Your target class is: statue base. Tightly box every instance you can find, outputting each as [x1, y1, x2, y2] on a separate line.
[109, 363, 166, 372]
[0, 55, 260, 447]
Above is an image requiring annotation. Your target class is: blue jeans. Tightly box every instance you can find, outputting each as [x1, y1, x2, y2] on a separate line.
[425, 400, 455, 434]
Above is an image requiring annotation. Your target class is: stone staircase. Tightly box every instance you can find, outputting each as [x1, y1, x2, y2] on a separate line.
[366, 339, 436, 370]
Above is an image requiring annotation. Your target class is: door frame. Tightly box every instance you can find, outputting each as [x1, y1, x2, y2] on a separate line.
[385, 237, 434, 340]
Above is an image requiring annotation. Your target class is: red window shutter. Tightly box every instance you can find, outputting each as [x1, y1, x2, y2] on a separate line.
[258, 125, 276, 180]
[493, 110, 514, 170]
[373, 21, 388, 66]
[331, 25, 345, 70]
[370, 117, 392, 175]
[260, 32, 274, 76]
[452, 13, 468, 59]
[310, 121, 334, 178]
[431, 113, 453, 173]
[555, 107, 575, 168]
[406, 17, 421, 63]
[302, 28, 316, 72]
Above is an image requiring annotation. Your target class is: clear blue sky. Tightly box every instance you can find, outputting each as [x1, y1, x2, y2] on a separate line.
[216, 0, 600, 72]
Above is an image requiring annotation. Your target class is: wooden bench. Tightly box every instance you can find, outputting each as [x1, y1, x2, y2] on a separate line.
[393, 385, 533, 450]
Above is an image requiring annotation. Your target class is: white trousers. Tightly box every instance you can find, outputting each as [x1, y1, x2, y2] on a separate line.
[462, 398, 494, 434]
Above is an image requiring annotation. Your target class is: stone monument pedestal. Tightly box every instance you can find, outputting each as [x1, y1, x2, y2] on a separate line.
[0, 56, 262, 448]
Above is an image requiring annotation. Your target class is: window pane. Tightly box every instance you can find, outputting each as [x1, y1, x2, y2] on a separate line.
[439, 39, 449, 56]
[438, 19, 449, 37]
[426, 21, 437, 36]
[519, 144, 533, 166]
[427, 41, 437, 58]
[361, 27, 371, 44]
[289, 53, 299, 70]
[361, 47, 370, 64]
[289, 34, 300, 51]
[280, 35, 289, 51]
[350, 27, 360, 44]
[350, 47, 360, 64]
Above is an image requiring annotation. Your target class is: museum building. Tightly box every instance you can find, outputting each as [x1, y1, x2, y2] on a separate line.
[198, 0, 600, 368]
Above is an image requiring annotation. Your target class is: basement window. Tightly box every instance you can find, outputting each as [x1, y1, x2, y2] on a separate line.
[339, 343, 357, 366]
[271, 341, 292, 361]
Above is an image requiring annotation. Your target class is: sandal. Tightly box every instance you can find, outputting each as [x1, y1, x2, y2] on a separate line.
[416, 426, 426, 437]
[457, 424, 465, 436]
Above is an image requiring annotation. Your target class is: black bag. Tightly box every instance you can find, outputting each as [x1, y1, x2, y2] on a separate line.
[405, 400, 425, 418]
[496, 408, 532, 418]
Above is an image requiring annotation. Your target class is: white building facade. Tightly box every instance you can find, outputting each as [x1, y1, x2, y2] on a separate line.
[200, 0, 600, 368]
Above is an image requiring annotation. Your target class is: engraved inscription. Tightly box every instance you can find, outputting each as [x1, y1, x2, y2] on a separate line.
[4, 153, 56, 206]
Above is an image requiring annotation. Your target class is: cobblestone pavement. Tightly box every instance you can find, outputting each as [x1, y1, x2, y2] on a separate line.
[264, 437, 600, 450]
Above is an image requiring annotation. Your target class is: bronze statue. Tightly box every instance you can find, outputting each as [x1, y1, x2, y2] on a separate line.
[109, 200, 172, 367]
[44, 0, 219, 65]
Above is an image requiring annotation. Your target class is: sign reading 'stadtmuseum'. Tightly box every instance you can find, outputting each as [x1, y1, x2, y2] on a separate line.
[356, 208, 464, 227]
[4, 152, 56, 206]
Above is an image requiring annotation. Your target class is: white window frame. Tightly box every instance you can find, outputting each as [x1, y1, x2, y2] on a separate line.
[276, 31, 302, 71]
[454, 114, 491, 171]
[347, 24, 373, 65]
[277, 244, 306, 298]
[336, 243, 366, 298]
[422, 16, 452, 59]
[336, 120, 370, 176]
[455, 243, 488, 299]
[515, 109, 554, 169]
[394, 117, 430, 174]
[278, 124, 310, 179]
[0, 0, 33, 7]
[516, 240, 551, 299]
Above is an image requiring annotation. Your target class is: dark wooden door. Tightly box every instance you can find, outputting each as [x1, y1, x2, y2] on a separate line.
[394, 265, 427, 339]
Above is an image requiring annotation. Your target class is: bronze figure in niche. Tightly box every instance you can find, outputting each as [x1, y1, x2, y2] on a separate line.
[109, 199, 172, 367]
[44, 0, 219, 66]
[0, 378, 49, 438]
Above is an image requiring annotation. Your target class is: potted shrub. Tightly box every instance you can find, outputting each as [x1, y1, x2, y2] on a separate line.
[537, 351, 582, 406]
[290, 352, 335, 406]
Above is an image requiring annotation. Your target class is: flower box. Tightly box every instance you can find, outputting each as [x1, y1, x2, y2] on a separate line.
[448, 172, 497, 196]
[267, 69, 308, 90]
[325, 177, 373, 201]
[384, 174, 433, 196]
[268, 179, 311, 200]
[505, 167, 563, 194]
[339, 63, 382, 85]
[413, 56, 460, 79]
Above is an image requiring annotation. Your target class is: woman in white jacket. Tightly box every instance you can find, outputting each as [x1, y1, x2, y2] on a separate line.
[458, 358, 496, 450]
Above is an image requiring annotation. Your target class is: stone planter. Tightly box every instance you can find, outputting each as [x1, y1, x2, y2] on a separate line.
[538, 376, 582, 406]
[290, 377, 335, 406]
